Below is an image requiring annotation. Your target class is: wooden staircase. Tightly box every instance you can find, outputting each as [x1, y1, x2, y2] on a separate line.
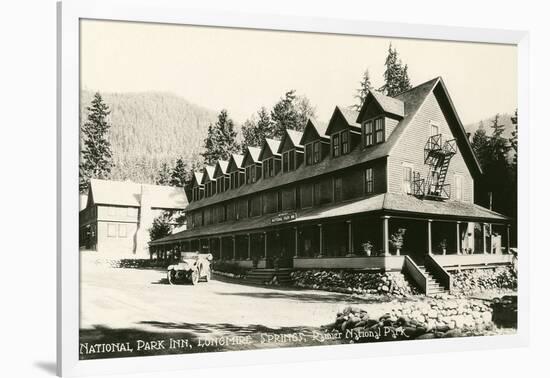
[244, 269, 293, 286]
[416, 265, 448, 295]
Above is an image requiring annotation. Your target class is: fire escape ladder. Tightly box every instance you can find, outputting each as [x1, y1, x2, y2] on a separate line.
[414, 134, 457, 200]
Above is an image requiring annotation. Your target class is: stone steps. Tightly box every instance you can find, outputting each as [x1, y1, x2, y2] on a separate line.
[244, 269, 293, 286]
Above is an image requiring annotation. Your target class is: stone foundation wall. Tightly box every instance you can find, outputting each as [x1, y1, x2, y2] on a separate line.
[325, 297, 500, 342]
[450, 266, 517, 296]
[290, 270, 420, 297]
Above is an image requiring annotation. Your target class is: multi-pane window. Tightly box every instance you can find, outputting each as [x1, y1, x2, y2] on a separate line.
[365, 168, 374, 194]
[402, 165, 413, 194]
[332, 131, 350, 157]
[455, 174, 464, 201]
[305, 142, 321, 165]
[431, 122, 439, 136]
[262, 191, 278, 214]
[305, 144, 313, 165]
[245, 165, 256, 184]
[334, 177, 343, 202]
[363, 121, 373, 146]
[107, 223, 117, 237]
[281, 187, 296, 210]
[225, 176, 230, 191]
[248, 195, 261, 217]
[301, 183, 313, 208]
[118, 224, 127, 238]
[217, 179, 224, 193]
[374, 118, 384, 143]
[231, 171, 239, 189]
[283, 151, 296, 172]
[342, 131, 349, 154]
[263, 158, 275, 178]
[332, 134, 340, 157]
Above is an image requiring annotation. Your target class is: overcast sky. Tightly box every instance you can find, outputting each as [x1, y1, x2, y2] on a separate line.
[81, 19, 517, 125]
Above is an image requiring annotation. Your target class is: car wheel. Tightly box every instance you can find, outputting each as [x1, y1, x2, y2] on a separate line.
[190, 270, 199, 285]
[204, 267, 211, 282]
[167, 270, 177, 285]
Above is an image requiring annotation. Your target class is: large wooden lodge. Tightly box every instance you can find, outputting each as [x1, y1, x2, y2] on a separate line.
[150, 77, 513, 281]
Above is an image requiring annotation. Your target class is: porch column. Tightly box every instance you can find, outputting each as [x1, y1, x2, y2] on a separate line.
[318, 224, 324, 257]
[347, 220, 353, 255]
[294, 227, 299, 258]
[427, 219, 433, 255]
[219, 237, 223, 260]
[456, 222, 461, 254]
[382, 216, 390, 256]
[482, 223, 487, 254]
[247, 233, 251, 260]
[232, 236, 236, 260]
[506, 224, 511, 254]
[263, 232, 268, 259]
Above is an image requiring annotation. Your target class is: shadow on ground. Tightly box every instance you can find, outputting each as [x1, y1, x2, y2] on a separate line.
[215, 290, 380, 304]
[79, 321, 336, 360]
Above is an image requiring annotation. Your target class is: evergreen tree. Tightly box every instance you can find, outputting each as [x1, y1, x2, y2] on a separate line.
[488, 114, 510, 161]
[352, 69, 373, 111]
[201, 110, 240, 165]
[270, 90, 316, 138]
[80, 92, 114, 192]
[170, 158, 190, 187]
[149, 212, 173, 241]
[241, 107, 273, 149]
[155, 162, 172, 185]
[510, 109, 518, 167]
[379, 44, 412, 97]
[471, 123, 491, 169]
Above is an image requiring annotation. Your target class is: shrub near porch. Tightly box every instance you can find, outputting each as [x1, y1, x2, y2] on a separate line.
[290, 270, 420, 297]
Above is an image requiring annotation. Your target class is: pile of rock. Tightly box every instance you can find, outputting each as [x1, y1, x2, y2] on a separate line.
[290, 270, 419, 297]
[324, 298, 496, 342]
[451, 267, 517, 296]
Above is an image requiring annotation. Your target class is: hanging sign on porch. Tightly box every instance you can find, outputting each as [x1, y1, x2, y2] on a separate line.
[271, 212, 297, 224]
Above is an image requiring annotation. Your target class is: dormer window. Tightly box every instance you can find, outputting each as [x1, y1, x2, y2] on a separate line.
[332, 134, 340, 157]
[245, 165, 256, 184]
[331, 130, 350, 157]
[282, 150, 296, 172]
[230, 171, 239, 189]
[262, 158, 275, 178]
[363, 117, 385, 147]
[216, 179, 224, 193]
[306, 141, 321, 165]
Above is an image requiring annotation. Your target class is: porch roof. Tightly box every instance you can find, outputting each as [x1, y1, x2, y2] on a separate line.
[150, 193, 508, 246]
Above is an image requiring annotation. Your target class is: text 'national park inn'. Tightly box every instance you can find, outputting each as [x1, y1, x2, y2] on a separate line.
[149, 77, 513, 286]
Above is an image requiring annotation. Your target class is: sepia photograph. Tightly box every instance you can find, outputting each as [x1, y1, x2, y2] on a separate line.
[77, 19, 519, 361]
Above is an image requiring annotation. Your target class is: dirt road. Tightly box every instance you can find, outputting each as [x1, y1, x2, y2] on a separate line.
[79, 262, 382, 359]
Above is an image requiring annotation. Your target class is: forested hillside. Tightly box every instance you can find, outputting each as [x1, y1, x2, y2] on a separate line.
[80, 90, 217, 184]
[464, 113, 515, 139]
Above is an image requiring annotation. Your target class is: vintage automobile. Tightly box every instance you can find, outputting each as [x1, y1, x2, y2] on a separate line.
[167, 252, 213, 285]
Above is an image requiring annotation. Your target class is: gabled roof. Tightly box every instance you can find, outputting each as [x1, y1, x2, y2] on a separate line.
[201, 165, 216, 184]
[325, 105, 361, 135]
[192, 171, 204, 187]
[88, 179, 188, 210]
[277, 129, 304, 154]
[213, 160, 229, 178]
[242, 146, 262, 166]
[259, 138, 281, 161]
[299, 118, 329, 145]
[227, 154, 244, 172]
[184, 77, 482, 211]
[356, 90, 405, 122]
[389, 77, 483, 176]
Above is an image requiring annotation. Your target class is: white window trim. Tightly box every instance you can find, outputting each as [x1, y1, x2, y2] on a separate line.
[402, 162, 415, 194]
[429, 120, 440, 136]
[454, 173, 465, 202]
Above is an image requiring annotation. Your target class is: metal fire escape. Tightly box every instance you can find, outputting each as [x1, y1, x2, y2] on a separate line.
[413, 134, 457, 200]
